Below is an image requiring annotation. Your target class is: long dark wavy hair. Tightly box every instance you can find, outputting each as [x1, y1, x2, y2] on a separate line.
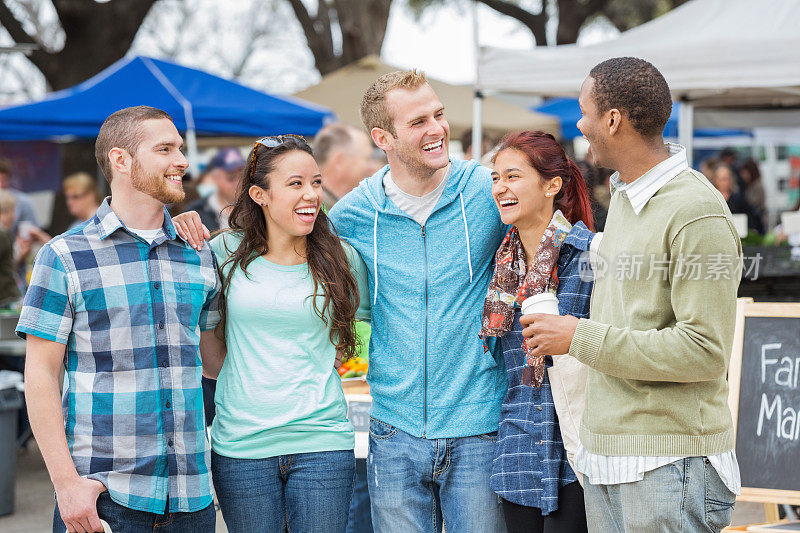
[217, 137, 360, 360]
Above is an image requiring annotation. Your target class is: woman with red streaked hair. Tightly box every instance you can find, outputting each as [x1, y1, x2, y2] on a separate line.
[480, 131, 595, 533]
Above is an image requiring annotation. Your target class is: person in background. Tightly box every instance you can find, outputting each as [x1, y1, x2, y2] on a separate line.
[63, 172, 102, 229]
[19, 105, 219, 533]
[315, 123, 380, 212]
[0, 185, 51, 292]
[739, 159, 767, 226]
[712, 164, 764, 234]
[484, 131, 593, 533]
[184, 147, 246, 232]
[460, 128, 493, 162]
[523, 57, 741, 532]
[0, 157, 40, 238]
[313, 122, 379, 533]
[700, 157, 719, 181]
[576, 160, 607, 231]
[0, 190, 21, 306]
[719, 147, 746, 191]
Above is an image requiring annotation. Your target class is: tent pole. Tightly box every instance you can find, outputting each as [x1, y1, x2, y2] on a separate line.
[472, 91, 483, 160]
[185, 128, 199, 174]
[471, 0, 483, 161]
[678, 99, 694, 165]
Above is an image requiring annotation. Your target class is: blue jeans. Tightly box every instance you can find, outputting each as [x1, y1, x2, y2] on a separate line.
[583, 457, 736, 532]
[212, 449, 355, 533]
[346, 458, 373, 533]
[53, 492, 215, 533]
[367, 417, 505, 533]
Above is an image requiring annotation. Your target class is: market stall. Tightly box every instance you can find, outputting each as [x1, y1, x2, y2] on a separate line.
[0, 55, 336, 168]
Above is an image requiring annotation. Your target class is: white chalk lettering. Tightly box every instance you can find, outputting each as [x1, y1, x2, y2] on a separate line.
[757, 393, 780, 437]
[775, 355, 800, 389]
[781, 406, 797, 440]
[761, 343, 782, 384]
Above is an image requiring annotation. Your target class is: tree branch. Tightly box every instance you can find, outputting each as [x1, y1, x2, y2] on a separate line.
[0, 1, 36, 44]
[476, 0, 547, 45]
[0, 1, 54, 73]
[287, 0, 317, 41]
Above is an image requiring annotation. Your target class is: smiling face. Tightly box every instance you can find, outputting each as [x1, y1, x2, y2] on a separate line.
[256, 150, 322, 240]
[382, 83, 450, 176]
[491, 148, 561, 228]
[129, 118, 188, 205]
[577, 76, 612, 169]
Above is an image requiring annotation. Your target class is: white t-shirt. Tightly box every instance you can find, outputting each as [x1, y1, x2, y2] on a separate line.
[383, 167, 448, 227]
[128, 227, 163, 244]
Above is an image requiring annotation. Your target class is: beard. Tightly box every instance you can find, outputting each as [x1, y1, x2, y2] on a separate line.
[131, 159, 185, 205]
[393, 139, 448, 180]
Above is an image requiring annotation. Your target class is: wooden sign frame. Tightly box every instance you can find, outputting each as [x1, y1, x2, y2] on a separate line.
[728, 298, 800, 505]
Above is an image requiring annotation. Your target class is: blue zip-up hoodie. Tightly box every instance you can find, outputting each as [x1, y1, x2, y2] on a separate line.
[329, 158, 508, 438]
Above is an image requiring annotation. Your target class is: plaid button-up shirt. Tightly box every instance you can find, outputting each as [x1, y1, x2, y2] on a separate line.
[17, 199, 220, 514]
[490, 222, 593, 513]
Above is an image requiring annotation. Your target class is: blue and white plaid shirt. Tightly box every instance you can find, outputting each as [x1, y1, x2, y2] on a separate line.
[490, 222, 594, 513]
[17, 199, 220, 514]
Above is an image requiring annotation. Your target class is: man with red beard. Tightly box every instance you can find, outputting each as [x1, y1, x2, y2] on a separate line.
[18, 106, 221, 533]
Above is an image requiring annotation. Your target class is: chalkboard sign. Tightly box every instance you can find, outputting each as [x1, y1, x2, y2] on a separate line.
[728, 300, 800, 505]
[347, 396, 371, 433]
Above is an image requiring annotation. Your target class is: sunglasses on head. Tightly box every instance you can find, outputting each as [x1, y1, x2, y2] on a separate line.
[254, 134, 307, 149]
[247, 135, 308, 184]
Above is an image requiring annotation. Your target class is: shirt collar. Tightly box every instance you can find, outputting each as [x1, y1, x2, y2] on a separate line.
[94, 197, 181, 242]
[609, 143, 688, 215]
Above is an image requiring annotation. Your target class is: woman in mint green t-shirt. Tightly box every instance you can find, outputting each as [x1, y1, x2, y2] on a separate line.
[189, 136, 369, 533]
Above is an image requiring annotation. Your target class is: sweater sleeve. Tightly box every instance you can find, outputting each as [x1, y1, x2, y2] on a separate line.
[569, 215, 741, 382]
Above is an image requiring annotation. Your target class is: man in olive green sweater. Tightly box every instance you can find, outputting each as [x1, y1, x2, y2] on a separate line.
[521, 57, 742, 532]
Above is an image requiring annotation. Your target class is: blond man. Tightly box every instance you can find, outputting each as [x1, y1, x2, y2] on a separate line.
[328, 70, 508, 532]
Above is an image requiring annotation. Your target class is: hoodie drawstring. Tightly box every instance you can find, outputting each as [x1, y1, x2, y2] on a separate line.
[459, 192, 473, 283]
[372, 210, 379, 305]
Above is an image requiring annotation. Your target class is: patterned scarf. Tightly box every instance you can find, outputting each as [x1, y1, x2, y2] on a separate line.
[480, 210, 572, 386]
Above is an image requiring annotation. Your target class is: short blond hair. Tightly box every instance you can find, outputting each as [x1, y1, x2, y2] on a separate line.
[360, 69, 428, 135]
[63, 172, 101, 202]
[0, 189, 15, 214]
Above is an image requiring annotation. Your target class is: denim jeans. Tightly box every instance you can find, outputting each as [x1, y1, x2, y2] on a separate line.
[583, 457, 736, 533]
[53, 492, 215, 533]
[367, 417, 505, 533]
[211, 449, 355, 533]
[346, 458, 373, 533]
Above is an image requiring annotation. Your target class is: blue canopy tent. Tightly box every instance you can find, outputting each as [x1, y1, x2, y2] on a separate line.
[534, 98, 747, 140]
[0, 56, 335, 165]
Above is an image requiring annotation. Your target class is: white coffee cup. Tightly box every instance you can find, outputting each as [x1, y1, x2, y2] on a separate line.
[520, 292, 559, 316]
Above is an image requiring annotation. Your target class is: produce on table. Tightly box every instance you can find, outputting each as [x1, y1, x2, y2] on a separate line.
[338, 356, 368, 378]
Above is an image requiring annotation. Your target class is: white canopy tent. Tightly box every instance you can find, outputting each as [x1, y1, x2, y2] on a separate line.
[473, 0, 800, 220]
[475, 0, 800, 164]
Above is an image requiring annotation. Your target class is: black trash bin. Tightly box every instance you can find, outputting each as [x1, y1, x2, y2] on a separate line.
[0, 383, 22, 516]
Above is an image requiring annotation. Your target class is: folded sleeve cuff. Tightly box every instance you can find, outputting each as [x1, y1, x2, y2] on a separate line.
[569, 318, 609, 368]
